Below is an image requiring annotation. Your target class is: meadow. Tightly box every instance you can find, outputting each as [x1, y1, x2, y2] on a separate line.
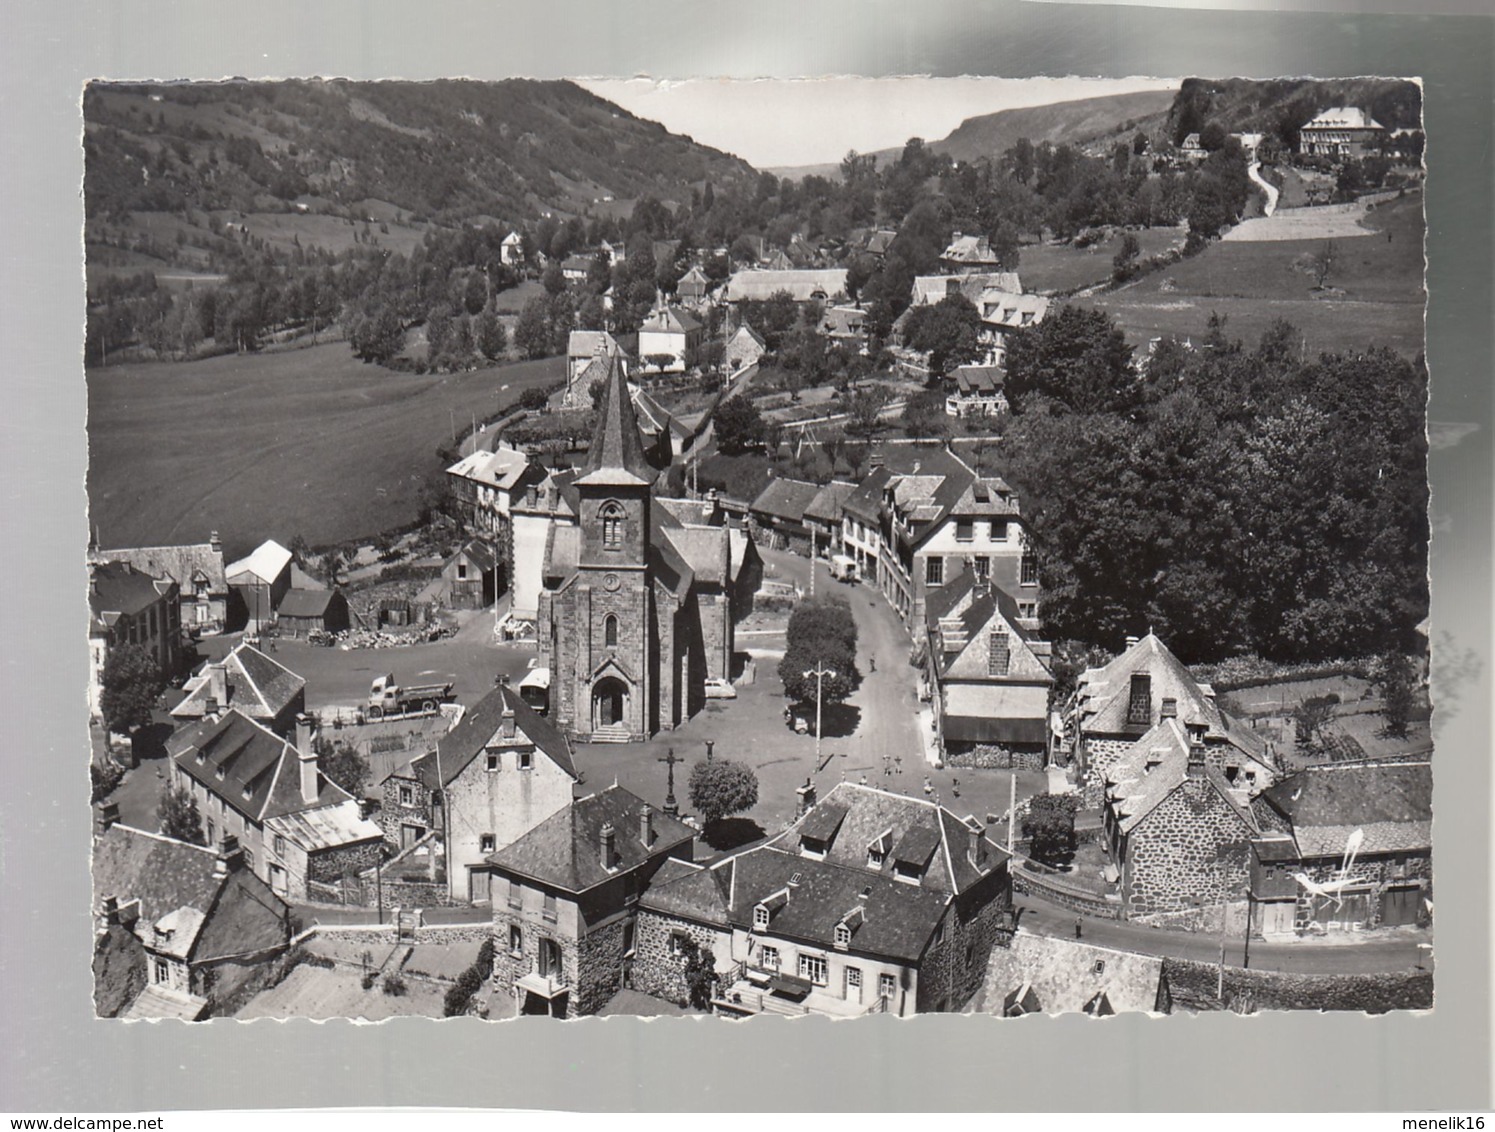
[1019, 224, 1185, 295]
[86, 342, 564, 559]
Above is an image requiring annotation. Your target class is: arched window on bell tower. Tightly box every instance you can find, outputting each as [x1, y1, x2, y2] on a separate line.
[601, 501, 624, 549]
[604, 614, 619, 649]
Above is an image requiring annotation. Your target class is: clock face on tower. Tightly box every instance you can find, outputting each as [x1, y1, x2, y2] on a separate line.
[603, 573, 621, 592]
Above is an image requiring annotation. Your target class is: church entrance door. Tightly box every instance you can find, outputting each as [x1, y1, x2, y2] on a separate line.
[593, 677, 629, 729]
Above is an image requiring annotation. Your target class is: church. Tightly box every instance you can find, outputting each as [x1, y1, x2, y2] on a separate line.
[537, 355, 753, 742]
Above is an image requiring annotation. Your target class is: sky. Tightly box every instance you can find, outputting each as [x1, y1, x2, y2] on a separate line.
[578, 76, 1179, 169]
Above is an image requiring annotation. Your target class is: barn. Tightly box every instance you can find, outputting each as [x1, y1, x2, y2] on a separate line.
[443, 540, 498, 610]
[275, 589, 351, 637]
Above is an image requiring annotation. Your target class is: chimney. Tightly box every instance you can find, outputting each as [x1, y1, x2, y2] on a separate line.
[966, 816, 987, 868]
[100, 896, 121, 929]
[600, 822, 617, 870]
[1125, 635, 1140, 649]
[501, 703, 516, 740]
[210, 531, 222, 554]
[1160, 697, 1178, 719]
[214, 835, 241, 878]
[639, 804, 654, 848]
[296, 714, 318, 804]
[208, 662, 228, 710]
[88, 564, 99, 597]
[795, 777, 817, 817]
[94, 801, 120, 838]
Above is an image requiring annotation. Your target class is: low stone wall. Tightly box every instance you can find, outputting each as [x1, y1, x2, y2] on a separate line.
[945, 743, 1046, 772]
[1163, 956, 1433, 1014]
[305, 874, 459, 909]
[1013, 864, 1123, 920]
[1132, 901, 1251, 935]
[305, 922, 494, 949]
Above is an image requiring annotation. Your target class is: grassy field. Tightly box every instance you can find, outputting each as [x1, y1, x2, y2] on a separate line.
[87, 342, 565, 559]
[1019, 225, 1185, 295]
[1087, 193, 1424, 356]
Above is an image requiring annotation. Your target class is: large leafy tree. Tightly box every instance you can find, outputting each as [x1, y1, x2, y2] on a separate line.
[1003, 305, 1136, 415]
[100, 644, 165, 735]
[158, 784, 206, 845]
[1022, 793, 1079, 866]
[688, 759, 759, 829]
[778, 597, 861, 705]
[713, 396, 768, 455]
[902, 294, 985, 378]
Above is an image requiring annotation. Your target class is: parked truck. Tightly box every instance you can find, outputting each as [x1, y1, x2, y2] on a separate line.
[367, 673, 456, 719]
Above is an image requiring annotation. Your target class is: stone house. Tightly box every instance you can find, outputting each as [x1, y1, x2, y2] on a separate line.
[747, 477, 821, 554]
[945, 366, 1007, 419]
[723, 322, 767, 373]
[803, 481, 857, 558]
[1102, 717, 1269, 918]
[380, 684, 579, 903]
[1069, 632, 1273, 807]
[92, 805, 292, 1019]
[274, 588, 351, 637]
[564, 330, 627, 408]
[939, 233, 1007, 273]
[1249, 762, 1431, 937]
[224, 539, 293, 633]
[89, 533, 228, 636]
[88, 559, 182, 721]
[166, 710, 384, 901]
[840, 466, 892, 587]
[170, 641, 307, 738]
[446, 444, 543, 539]
[637, 305, 703, 374]
[487, 784, 696, 1017]
[637, 782, 1012, 1017]
[536, 360, 744, 741]
[1298, 107, 1387, 158]
[442, 539, 498, 610]
[924, 572, 1053, 771]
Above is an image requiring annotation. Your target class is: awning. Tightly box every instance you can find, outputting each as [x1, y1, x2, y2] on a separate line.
[767, 974, 813, 1000]
[519, 666, 551, 691]
[941, 715, 1049, 746]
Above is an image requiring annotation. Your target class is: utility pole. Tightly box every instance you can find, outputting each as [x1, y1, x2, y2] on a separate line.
[803, 662, 837, 771]
[809, 526, 817, 598]
[1007, 771, 1017, 855]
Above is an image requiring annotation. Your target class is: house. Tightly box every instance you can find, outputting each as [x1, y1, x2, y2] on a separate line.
[940, 233, 1007, 273]
[561, 253, 595, 284]
[723, 322, 768, 372]
[507, 469, 581, 627]
[975, 290, 1048, 366]
[945, 366, 1008, 418]
[536, 358, 748, 741]
[724, 269, 849, 305]
[1249, 762, 1431, 937]
[637, 305, 703, 374]
[275, 588, 351, 637]
[924, 573, 1053, 770]
[88, 559, 182, 722]
[488, 783, 696, 1017]
[747, 477, 823, 553]
[1069, 632, 1273, 808]
[863, 228, 898, 258]
[171, 641, 306, 737]
[637, 782, 1012, 1018]
[1178, 133, 1209, 161]
[166, 710, 384, 901]
[1298, 107, 1387, 158]
[973, 931, 1168, 1016]
[1101, 715, 1268, 918]
[442, 539, 498, 610]
[89, 533, 228, 636]
[803, 481, 857, 557]
[500, 231, 524, 266]
[446, 444, 544, 537]
[92, 805, 292, 1019]
[566, 330, 628, 406]
[676, 264, 712, 307]
[224, 540, 293, 632]
[380, 683, 579, 903]
[819, 305, 869, 353]
[840, 466, 893, 587]
[911, 272, 1023, 309]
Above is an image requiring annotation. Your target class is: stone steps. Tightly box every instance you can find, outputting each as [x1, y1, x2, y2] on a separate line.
[590, 724, 632, 744]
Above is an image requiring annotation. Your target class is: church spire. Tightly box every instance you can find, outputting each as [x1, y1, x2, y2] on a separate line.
[574, 353, 656, 487]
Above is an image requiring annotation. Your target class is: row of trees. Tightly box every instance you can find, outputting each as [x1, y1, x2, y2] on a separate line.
[778, 596, 863, 708]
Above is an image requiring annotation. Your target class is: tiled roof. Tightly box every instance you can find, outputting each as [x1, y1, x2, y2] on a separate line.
[1304, 107, 1385, 131]
[411, 684, 578, 788]
[640, 306, 702, 334]
[953, 366, 1003, 396]
[1260, 763, 1431, 858]
[842, 467, 893, 524]
[661, 525, 730, 587]
[974, 931, 1164, 1016]
[568, 330, 622, 361]
[820, 306, 867, 337]
[940, 236, 1005, 265]
[912, 272, 1022, 306]
[750, 477, 822, 524]
[486, 784, 695, 894]
[1075, 633, 1217, 736]
[90, 542, 226, 594]
[1103, 718, 1260, 836]
[804, 481, 856, 524]
[449, 539, 496, 574]
[172, 643, 305, 724]
[446, 446, 531, 491]
[978, 290, 1049, 329]
[927, 575, 1051, 685]
[190, 867, 291, 963]
[225, 540, 293, 585]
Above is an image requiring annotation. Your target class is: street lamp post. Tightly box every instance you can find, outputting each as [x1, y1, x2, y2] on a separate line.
[803, 662, 837, 771]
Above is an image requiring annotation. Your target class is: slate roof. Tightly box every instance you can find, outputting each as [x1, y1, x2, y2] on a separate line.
[640, 306, 702, 334]
[189, 866, 291, 963]
[448, 539, 496, 574]
[637, 859, 731, 925]
[1075, 633, 1219, 737]
[167, 710, 353, 824]
[1104, 718, 1260, 836]
[1304, 107, 1385, 131]
[661, 525, 730, 587]
[940, 236, 1005, 266]
[952, 366, 1004, 396]
[446, 446, 531, 491]
[90, 542, 226, 594]
[925, 573, 1051, 684]
[804, 481, 856, 525]
[912, 272, 1023, 306]
[820, 306, 867, 338]
[729, 323, 767, 350]
[724, 269, 848, 303]
[276, 588, 342, 619]
[1258, 762, 1431, 858]
[750, 477, 822, 524]
[486, 784, 695, 894]
[89, 561, 174, 619]
[225, 540, 293, 585]
[974, 931, 1164, 1016]
[93, 824, 221, 930]
[568, 330, 623, 362]
[407, 683, 578, 788]
[172, 643, 305, 724]
[842, 467, 894, 525]
[978, 290, 1049, 330]
[632, 387, 691, 441]
[574, 354, 656, 488]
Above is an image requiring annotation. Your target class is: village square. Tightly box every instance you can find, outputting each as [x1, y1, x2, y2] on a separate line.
[83, 77, 1435, 1022]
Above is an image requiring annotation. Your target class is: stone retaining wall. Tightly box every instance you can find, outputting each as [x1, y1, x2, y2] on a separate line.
[1013, 864, 1123, 920]
[1163, 956, 1433, 1014]
[945, 743, 1046, 772]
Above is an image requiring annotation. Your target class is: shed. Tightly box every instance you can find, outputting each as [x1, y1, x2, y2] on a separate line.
[443, 540, 498, 610]
[275, 589, 351, 637]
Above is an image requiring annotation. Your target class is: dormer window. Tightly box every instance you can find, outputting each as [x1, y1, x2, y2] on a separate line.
[241, 784, 254, 800]
[600, 502, 624, 549]
[1092, 959, 1106, 976]
[1128, 674, 1152, 726]
[834, 923, 852, 949]
[753, 905, 770, 931]
[799, 835, 827, 860]
[867, 847, 885, 869]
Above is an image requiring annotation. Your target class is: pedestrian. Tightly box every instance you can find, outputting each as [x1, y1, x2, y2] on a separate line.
[869, 656, 876, 673]
[1074, 917, 1083, 940]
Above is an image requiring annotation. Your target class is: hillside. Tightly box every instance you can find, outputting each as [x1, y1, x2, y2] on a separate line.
[83, 79, 756, 246]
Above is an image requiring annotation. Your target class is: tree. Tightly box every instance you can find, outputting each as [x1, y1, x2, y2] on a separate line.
[842, 386, 891, 438]
[158, 784, 206, 845]
[1293, 694, 1339, 752]
[1311, 240, 1337, 289]
[477, 306, 507, 360]
[319, 547, 353, 589]
[688, 759, 759, 829]
[1021, 793, 1078, 866]
[1378, 652, 1417, 739]
[349, 306, 405, 363]
[1003, 305, 1136, 415]
[100, 644, 165, 735]
[902, 294, 984, 378]
[678, 937, 717, 1010]
[513, 296, 552, 359]
[713, 395, 767, 454]
[315, 736, 371, 798]
[1111, 232, 1141, 284]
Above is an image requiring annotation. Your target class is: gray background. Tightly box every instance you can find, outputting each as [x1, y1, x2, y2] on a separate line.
[1, 0, 1489, 1112]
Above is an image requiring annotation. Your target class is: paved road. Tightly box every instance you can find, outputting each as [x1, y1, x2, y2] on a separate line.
[1017, 890, 1432, 975]
[1248, 160, 1279, 217]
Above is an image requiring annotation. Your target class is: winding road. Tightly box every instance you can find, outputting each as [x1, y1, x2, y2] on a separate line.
[1248, 160, 1280, 217]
